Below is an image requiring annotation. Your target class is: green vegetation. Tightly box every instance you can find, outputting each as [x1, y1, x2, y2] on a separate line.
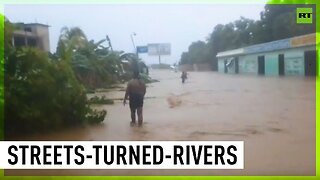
[4, 20, 108, 135]
[139, 73, 159, 84]
[56, 27, 124, 89]
[0, 15, 4, 139]
[88, 95, 114, 105]
[4, 19, 151, 136]
[180, 2, 316, 70]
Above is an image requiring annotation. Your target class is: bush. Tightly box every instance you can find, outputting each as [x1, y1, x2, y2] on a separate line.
[120, 72, 158, 84]
[86, 109, 107, 124]
[88, 95, 114, 105]
[139, 73, 159, 84]
[4, 47, 106, 136]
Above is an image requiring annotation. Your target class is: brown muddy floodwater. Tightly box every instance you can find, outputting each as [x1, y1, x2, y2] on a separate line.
[8, 70, 315, 176]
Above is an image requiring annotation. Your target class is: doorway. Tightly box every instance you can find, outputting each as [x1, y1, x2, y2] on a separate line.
[235, 57, 239, 74]
[304, 50, 316, 76]
[278, 54, 284, 76]
[224, 59, 228, 73]
[258, 56, 265, 75]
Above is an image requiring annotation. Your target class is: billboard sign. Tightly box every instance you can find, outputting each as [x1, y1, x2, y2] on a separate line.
[136, 46, 148, 53]
[147, 43, 171, 56]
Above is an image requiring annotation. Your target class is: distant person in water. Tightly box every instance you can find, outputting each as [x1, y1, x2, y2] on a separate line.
[123, 71, 146, 127]
[181, 71, 187, 83]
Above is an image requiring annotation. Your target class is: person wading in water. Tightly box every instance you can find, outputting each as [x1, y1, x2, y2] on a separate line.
[123, 71, 146, 127]
[181, 71, 187, 83]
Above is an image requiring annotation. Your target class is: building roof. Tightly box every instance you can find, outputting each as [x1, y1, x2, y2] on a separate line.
[14, 22, 50, 27]
[216, 48, 245, 58]
[217, 33, 316, 58]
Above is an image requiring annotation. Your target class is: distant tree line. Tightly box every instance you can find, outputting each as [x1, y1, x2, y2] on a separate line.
[179, 0, 316, 70]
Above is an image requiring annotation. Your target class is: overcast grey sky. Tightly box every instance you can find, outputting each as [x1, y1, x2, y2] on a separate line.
[5, 4, 266, 65]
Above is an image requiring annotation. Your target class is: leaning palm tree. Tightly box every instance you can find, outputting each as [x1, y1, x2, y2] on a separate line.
[56, 27, 124, 88]
[56, 27, 88, 63]
[120, 53, 148, 75]
[58, 27, 87, 49]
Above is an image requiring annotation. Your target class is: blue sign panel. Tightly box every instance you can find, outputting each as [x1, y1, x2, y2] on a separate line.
[137, 46, 148, 53]
[244, 39, 291, 54]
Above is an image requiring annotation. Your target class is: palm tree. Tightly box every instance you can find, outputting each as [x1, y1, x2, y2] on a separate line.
[56, 27, 124, 88]
[119, 53, 148, 75]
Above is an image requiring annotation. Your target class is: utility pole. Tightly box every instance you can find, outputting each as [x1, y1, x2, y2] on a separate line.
[130, 33, 136, 53]
[130, 32, 139, 59]
[158, 46, 161, 64]
[106, 35, 113, 51]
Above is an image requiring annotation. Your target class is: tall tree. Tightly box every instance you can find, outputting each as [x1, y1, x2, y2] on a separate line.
[261, 3, 315, 41]
[180, 1, 316, 70]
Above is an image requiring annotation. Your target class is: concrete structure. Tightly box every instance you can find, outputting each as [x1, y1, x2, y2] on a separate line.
[217, 33, 317, 76]
[179, 63, 212, 72]
[12, 23, 50, 52]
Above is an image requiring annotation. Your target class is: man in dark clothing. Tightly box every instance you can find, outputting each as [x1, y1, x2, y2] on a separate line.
[181, 71, 187, 83]
[123, 72, 146, 126]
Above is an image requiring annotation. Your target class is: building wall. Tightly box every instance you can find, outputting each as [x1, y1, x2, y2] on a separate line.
[33, 25, 50, 52]
[266, 46, 314, 76]
[239, 54, 258, 74]
[264, 54, 279, 76]
[218, 45, 316, 76]
[180, 63, 212, 71]
[193, 63, 212, 71]
[179, 64, 193, 71]
[12, 24, 50, 52]
[227, 60, 236, 74]
[218, 58, 237, 74]
[218, 59, 225, 73]
[284, 50, 304, 75]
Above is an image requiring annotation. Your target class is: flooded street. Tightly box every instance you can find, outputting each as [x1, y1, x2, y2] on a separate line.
[8, 70, 315, 176]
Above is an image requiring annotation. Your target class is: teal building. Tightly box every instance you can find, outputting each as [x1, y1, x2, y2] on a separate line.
[217, 33, 317, 76]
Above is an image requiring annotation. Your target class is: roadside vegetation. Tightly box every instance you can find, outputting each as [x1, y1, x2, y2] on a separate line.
[4, 19, 150, 136]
